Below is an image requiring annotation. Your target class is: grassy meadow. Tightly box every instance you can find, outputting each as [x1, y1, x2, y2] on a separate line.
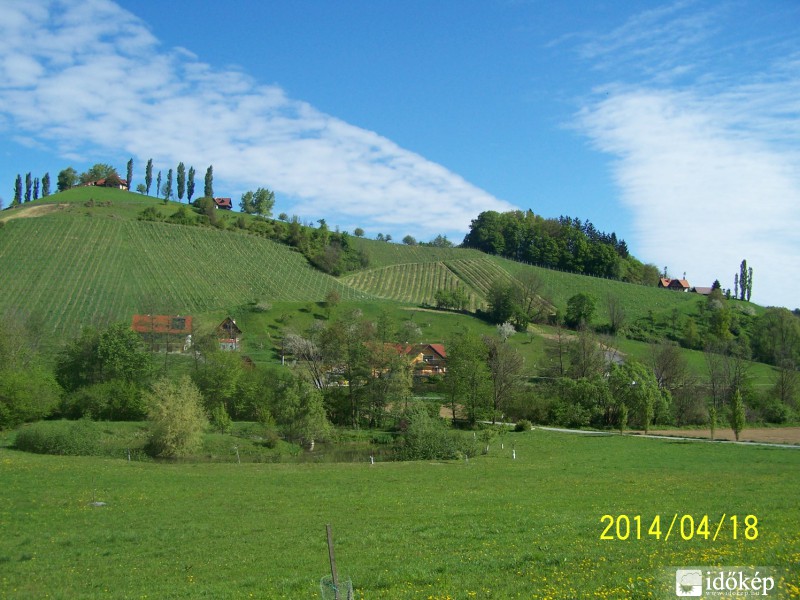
[1, 429, 798, 599]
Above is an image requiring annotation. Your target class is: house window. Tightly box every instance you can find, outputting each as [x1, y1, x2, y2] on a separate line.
[424, 354, 435, 363]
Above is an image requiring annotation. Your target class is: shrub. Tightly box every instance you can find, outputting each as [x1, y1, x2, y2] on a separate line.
[515, 419, 532, 432]
[60, 379, 146, 421]
[145, 376, 208, 458]
[396, 404, 477, 460]
[0, 367, 61, 429]
[15, 419, 102, 456]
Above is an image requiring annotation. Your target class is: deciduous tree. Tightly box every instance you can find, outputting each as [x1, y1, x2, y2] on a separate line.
[57, 167, 78, 192]
[24, 173, 32, 202]
[41, 172, 50, 197]
[145, 376, 208, 457]
[484, 335, 524, 424]
[729, 388, 745, 441]
[565, 293, 596, 329]
[79, 164, 117, 184]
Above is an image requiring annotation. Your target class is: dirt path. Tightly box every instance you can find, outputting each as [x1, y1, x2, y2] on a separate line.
[0, 203, 69, 221]
[641, 427, 800, 445]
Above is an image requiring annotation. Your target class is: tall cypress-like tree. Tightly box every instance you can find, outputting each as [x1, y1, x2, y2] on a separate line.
[33, 177, 39, 201]
[145, 158, 153, 196]
[41, 172, 50, 197]
[739, 260, 748, 301]
[25, 173, 32, 202]
[126, 158, 133, 190]
[204, 165, 213, 198]
[176, 162, 186, 201]
[156, 171, 162, 200]
[163, 168, 173, 201]
[13, 174, 22, 206]
[746, 267, 753, 302]
[187, 166, 196, 202]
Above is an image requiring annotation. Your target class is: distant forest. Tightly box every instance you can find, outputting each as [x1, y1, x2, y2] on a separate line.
[462, 210, 660, 285]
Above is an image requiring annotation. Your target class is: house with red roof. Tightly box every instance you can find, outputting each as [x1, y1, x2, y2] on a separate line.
[131, 314, 193, 352]
[400, 343, 447, 376]
[658, 278, 691, 292]
[213, 197, 233, 210]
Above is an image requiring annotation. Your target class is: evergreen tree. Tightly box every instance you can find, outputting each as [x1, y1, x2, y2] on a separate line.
[187, 166, 196, 202]
[746, 267, 753, 302]
[24, 173, 32, 202]
[126, 158, 133, 190]
[734, 272, 739, 299]
[176, 162, 185, 201]
[32, 177, 39, 201]
[41, 173, 50, 197]
[145, 158, 153, 195]
[156, 171, 162, 200]
[13, 174, 22, 205]
[204, 165, 213, 198]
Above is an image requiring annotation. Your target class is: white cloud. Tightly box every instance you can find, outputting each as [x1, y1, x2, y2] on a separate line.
[575, 3, 800, 309]
[0, 0, 513, 238]
[580, 88, 800, 307]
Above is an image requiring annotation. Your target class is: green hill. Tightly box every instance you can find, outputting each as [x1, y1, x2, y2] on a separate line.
[0, 186, 760, 352]
[0, 189, 372, 338]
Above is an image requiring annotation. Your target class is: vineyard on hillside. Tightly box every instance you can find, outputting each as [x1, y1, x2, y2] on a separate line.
[340, 257, 517, 310]
[0, 216, 371, 336]
[351, 237, 485, 268]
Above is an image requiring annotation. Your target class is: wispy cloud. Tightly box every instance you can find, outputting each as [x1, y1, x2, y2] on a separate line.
[575, 2, 800, 308]
[0, 0, 513, 237]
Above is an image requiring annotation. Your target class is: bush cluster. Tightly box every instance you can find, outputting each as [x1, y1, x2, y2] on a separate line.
[396, 404, 477, 461]
[15, 419, 102, 456]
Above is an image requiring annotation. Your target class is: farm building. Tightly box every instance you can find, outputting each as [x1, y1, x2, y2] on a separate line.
[131, 314, 193, 352]
[658, 278, 691, 291]
[393, 343, 447, 376]
[217, 317, 242, 351]
[213, 197, 233, 210]
[83, 177, 129, 191]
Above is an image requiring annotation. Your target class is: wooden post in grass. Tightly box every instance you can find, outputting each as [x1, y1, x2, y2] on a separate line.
[326, 524, 340, 600]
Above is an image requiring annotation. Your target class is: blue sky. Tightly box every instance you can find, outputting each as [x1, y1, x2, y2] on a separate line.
[1, 0, 798, 309]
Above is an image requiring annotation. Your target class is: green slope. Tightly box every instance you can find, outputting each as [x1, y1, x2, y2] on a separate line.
[0, 190, 372, 336]
[0, 186, 760, 347]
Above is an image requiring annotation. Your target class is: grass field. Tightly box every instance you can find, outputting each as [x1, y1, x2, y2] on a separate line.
[1, 430, 798, 599]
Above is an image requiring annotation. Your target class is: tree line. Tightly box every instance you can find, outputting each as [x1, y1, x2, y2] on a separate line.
[462, 209, 661, 285]
[9, 172, 51, 207]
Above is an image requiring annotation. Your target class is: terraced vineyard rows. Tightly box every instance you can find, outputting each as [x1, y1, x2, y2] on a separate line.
[443, 258, 513, 298]
[341, 262, 481, 306]
[340, 258, 517, 309]
[0, 216, 371, 336]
